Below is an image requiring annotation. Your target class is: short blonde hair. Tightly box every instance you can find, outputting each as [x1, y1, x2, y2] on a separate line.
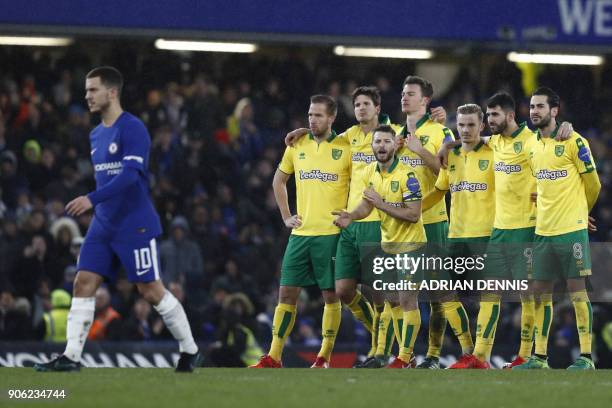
[457, 103, 483, 122]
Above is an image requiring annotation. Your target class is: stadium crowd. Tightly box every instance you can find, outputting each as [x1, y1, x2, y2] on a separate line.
[0, 43, 611, 366]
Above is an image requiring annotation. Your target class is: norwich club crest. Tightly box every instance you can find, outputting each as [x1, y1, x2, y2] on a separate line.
[332, 149, 343, 160]
[391, 181, 399, 192]
[419, 136, 429, 145]
[479, 160, 489, 171]
[555, 145, 565, 157]
[513, 141, 522, 153]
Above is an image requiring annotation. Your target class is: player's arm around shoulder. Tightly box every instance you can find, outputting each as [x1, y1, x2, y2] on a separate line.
[423, 163, 449, 211]
[435, 128, 461, 169]
[284, 127, 310, 147]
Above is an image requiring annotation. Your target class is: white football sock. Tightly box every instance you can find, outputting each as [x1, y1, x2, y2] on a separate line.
[154, 290, 198, 354]
[64, 297, 96, 362]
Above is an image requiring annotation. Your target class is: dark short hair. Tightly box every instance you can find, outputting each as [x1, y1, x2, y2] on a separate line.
[373, 124, 396, 138]
[351, 86, 381, 107]
[486, 91, 516, 112]
[310, 94, 337, 116]
[86, 66, 124, 96]
[532, 87, 560, 108]
[402, 75, 434, 98]
[457, 103, 484, 122]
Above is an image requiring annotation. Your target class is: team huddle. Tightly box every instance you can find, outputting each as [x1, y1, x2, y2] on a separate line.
[32, 66, 599, 372]
[251, 76, 601, 370]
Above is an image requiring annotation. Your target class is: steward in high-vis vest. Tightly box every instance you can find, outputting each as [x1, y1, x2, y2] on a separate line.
[44, 289, 71, 342]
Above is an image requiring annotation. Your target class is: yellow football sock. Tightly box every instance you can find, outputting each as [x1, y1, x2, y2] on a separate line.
[442, 301, 473, 354]
[375, 302, 395, 356]
[368, 304, 384, 357]
[318, 301, 342, 361]
[518, 294, 535, 358]
[347, 290, 374, 333]
[426, 302, 447, 359]
[391, 304, 404, 348]
[398, 309, 421, 362]
[473, 294, 501, 362]
[534, 294, 553, 356]
[570, 290, 592, 354]
[269, 303, 297, 362]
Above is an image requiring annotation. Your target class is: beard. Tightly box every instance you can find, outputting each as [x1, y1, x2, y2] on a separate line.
[532, 112, 552, 129]
[310, 127, 327, 138]
[490, 118, 507, 134]
[375, 150, 393, 163]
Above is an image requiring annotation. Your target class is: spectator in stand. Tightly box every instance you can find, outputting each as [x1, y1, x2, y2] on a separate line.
[186, 75, 224, 141]
[43, 163, 88, 204]
[159, 216, 204, 290]
[1, 150, 28, 210]
[140, 89, 167, 132]
[207, 292, 263, 367]
[0, 290, 33, 340]
[210, 258, 258, 303]
[150, 125, 182, 180]
[227, 98, 263, 163]
[88, 286, 121, 341]
[121, 297, 154, 341]
[49, 217, 82, 272]
[14, 234, 62, 300]
[0, 217, 25, 285]
[110, 277, 136, 318]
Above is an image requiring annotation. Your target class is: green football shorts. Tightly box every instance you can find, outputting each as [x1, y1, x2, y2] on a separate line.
[281, 234, 340, 289]
[483, 227, 535, 280]
[532, 229, 591, 280]
[335, 221, 381, 282]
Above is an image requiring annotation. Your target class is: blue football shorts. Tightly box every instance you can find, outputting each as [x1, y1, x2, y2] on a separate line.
[77, 217, 161, 283]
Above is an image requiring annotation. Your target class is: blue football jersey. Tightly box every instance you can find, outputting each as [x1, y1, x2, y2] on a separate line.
[89, 112, 162, 239]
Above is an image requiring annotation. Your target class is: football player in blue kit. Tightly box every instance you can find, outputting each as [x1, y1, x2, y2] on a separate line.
[34, 67, 201, 373]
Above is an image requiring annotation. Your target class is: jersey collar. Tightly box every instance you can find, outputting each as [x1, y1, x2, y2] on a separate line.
[536, 122, 560, 141]
[308, 130, 337, 143]
[456, 139, 485, 154]
[473, 139, 485, 151]
[376, 156, 399, 174]
[378, 113, 391, 125]
[510, 122, 527, 138]
[399, 113, 430, 137]
[416, 113, 430, 130]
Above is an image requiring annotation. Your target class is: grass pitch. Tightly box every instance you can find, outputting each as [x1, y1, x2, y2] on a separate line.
[3, 368, 612, 408]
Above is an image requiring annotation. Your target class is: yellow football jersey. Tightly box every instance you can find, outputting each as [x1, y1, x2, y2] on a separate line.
[529, 127, 596, 236]
[398, 114, 455, 224]
[344, 119, 403, 222]
[488, 123, 537, 229]
[435, 141, 495, 238]
[278, 131, 351, 236]
[362, 157, 427, 253]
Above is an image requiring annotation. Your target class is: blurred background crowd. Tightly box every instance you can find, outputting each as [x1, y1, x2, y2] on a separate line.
[1, 42, 611, 367]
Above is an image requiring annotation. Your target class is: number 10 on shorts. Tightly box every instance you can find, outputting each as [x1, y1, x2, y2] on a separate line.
[134, 247, 152, 270]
